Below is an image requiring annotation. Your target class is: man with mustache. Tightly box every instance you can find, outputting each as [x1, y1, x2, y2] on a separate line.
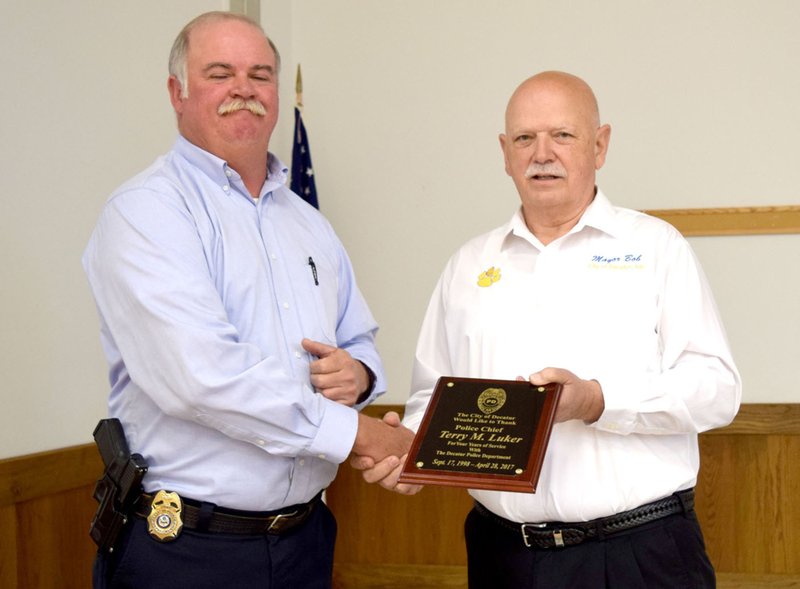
[83, 11, 412, 589]
[356, 71, 741, 588]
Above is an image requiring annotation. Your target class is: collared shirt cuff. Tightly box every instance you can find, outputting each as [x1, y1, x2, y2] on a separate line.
[305, 400, 358, 464]
[590, 375, 639, 435]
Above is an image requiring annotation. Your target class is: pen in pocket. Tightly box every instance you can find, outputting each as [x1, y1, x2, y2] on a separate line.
[308, 256, 319, 286]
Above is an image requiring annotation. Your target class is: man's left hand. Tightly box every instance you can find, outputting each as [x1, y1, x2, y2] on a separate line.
[302, 338, 369, 406]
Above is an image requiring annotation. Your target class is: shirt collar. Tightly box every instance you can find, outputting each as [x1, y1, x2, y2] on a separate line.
[501, 188, 623, 250]
[573, 189, 624, 238]
[263, 153, 289, 195]
[173, 135, 289, 200]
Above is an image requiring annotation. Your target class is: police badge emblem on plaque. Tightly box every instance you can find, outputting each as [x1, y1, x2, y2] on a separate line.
[477, 387, 506, 414]
[147, 490, 184, 542]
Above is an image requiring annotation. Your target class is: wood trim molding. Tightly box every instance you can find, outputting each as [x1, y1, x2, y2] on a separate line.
[1, 404, 795, 508]
[704, 403, 800, 436]
[333, 563, 467, 588]
[644, 205, 800, 236]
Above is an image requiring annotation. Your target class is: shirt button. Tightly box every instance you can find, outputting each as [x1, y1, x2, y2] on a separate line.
[256, 439, 266, 446]
[295, 351, 302, 359]
[299, 459, 305, 466]
[283, 302, 289, 309]
[318, 454, 326, 460]
[271, 253, 277, 260]
[222, 185, 230, 192]
[225, 170, 232, 178]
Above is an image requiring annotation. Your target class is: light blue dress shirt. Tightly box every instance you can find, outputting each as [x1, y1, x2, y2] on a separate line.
[83, 136, 385, 510]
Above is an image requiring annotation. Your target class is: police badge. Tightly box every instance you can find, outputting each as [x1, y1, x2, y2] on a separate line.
[147, 490, 184, 542]
[477, 387, 506, 414]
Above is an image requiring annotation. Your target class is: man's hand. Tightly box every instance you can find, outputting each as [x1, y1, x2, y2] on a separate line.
[528, 368, 604, 423]
[350, 412, 423, 495]
[302, 338, 369, 406]
[352, 411, 415, 463]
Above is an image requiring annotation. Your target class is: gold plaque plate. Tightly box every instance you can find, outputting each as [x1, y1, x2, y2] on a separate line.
[398, 377, 561, 493]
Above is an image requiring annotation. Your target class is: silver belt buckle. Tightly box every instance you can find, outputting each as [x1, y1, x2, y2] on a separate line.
[521, 523, 565, 548]
[520, 522, 546, 548]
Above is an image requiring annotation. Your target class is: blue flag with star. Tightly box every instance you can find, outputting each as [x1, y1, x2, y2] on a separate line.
[290, 107, 319, 209]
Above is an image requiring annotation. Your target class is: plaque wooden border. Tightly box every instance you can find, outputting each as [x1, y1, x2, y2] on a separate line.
[397, 376, 561, 493]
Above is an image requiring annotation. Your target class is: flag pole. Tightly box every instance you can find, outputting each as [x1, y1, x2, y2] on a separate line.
[290, 63, 319, 209]
[295, 64, 303, 110]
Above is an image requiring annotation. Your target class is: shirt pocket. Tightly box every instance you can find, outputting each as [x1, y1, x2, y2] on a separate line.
[301, 251, 339, 346]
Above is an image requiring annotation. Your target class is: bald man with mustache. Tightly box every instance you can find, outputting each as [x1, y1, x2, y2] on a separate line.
[354, 71, 741, 589]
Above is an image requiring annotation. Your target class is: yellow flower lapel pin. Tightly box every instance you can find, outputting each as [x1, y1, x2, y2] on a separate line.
[477, 266, 501, 287]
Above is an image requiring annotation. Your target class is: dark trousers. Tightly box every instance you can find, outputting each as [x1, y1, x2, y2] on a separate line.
[93, 500, 337, 589]
[465, 505, 715, 589]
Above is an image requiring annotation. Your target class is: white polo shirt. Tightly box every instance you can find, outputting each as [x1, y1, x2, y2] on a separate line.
[404, 190, 741, 523]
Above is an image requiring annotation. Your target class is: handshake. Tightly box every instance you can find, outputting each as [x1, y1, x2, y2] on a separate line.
[349, 411, 423, 495]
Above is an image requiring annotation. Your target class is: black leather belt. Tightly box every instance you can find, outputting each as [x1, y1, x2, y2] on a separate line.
[475, 489, 694, 549]
[135, 491, 320, 536]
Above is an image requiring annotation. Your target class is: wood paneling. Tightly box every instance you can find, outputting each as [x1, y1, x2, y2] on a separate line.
[698, 432, 800, 573]
[0, 445, 101, 589]
[0, 483, 98, 589]
[328, 468, 472, 566]
[695, 404, 800, 574]
[0, 444, 101, 507]
[1, 404, 798, 588]
[0, 504, 18, 588]
[14, 486, 98, 588]
[329, 403, 800, 586]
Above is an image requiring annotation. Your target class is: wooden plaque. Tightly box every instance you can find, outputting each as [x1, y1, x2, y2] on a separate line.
[397, 376, 561, 493]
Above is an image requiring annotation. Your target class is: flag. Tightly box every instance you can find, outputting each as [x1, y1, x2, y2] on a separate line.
[290, 106, 319, 209]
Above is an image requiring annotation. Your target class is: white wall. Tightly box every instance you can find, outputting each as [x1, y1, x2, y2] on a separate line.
[1, 0, 797, 458]
[0, 1, 227, 459]
[284, 0, 800, 407]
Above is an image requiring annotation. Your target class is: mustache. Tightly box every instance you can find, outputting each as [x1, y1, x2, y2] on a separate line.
[525, 163, 566, 179]
[217, 98, 267, 117]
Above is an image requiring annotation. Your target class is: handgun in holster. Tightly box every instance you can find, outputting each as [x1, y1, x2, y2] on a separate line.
[89, 418, 148, 553]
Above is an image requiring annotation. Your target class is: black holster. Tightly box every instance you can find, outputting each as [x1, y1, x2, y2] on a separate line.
[89, 418, 148, 553]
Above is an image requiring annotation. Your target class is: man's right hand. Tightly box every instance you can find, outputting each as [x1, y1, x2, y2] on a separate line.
[352, 411, 415, 463]
[350, 411, 423, 495]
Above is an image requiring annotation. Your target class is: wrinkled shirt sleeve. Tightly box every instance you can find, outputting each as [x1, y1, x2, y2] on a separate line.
[593, 233, 741, 435]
